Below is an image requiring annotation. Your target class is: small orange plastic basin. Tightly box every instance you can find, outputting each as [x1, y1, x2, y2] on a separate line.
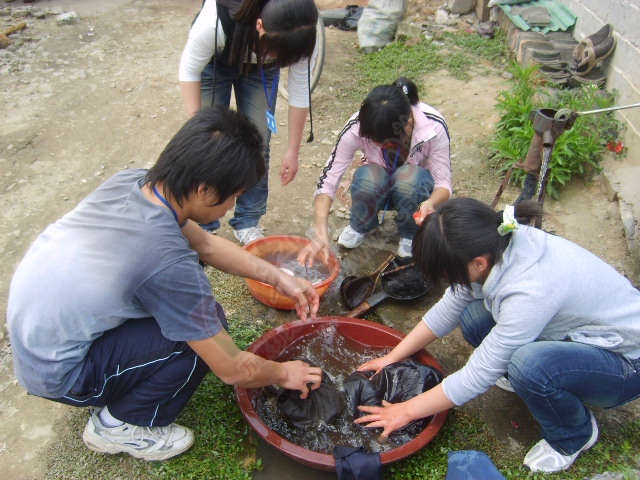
[234, 316, 449, 471]
[243, 235, 340, 310]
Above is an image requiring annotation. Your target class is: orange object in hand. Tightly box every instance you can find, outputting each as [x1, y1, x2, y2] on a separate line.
[413, 211, 421, 222]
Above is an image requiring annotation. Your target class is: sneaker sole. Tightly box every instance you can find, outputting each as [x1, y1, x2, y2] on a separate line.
[83, 426, 194, 461]
[524, 411, 599, 472]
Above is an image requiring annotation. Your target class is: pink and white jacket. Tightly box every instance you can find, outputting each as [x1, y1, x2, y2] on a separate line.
[314, 103, 451, 198]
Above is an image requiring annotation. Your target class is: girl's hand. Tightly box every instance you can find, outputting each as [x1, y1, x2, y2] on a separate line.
[413, 200, 436, 226]
[356, 355, 394, 378]
[297, 235, 330, 268]
[280, 150, 299, 186]
[354, 400, 412, 440]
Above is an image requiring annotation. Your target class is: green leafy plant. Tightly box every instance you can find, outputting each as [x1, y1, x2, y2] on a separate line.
[490, 62, 626, 198]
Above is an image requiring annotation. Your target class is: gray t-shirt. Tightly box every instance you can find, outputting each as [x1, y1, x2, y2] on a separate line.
[7, 169, 225, 398]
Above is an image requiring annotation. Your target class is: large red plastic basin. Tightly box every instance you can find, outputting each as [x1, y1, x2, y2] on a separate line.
[234, 316, 449, 471]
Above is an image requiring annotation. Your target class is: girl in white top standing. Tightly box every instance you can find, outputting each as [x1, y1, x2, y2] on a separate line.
[179, 0, 318, 244]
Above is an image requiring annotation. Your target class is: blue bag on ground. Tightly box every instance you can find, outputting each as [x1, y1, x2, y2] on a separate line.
[445, 450, 506, 480]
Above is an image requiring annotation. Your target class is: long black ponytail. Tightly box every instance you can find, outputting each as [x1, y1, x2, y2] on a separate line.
[413, 198, 543, 287]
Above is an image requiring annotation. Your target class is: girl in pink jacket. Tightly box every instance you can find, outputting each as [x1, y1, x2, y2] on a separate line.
[299, 78, 451, 263]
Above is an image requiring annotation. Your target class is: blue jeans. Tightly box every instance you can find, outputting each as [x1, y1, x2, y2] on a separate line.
[200, 60, 277, 231]
[349, 164, 434, 239]
[460, 299, 640, 455]
[50, 317, 212, 427]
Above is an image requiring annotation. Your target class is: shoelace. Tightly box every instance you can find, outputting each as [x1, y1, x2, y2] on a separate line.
[131, 425, 171, 446]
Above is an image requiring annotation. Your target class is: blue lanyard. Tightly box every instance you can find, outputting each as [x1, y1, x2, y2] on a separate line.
[152, 186, 184, 227]
[382, 147, 401, 174]
[379, 148, 401, 224]
[260, 66, 279, 114]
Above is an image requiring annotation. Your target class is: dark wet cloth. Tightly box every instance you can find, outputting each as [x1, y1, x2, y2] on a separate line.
[275, 358, 443, 449]
[343, 359, 443, 437]
[334, 445, 382, 480]
[277, 371, 344, 428]
[344, 359, 443, 413]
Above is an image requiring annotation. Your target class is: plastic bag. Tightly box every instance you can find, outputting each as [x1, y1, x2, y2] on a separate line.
[357, 0, 408, 51]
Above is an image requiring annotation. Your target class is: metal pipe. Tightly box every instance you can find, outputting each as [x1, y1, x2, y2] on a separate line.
[577, 102, 640, 116]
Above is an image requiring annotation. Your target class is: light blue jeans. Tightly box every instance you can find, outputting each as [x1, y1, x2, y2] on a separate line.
[200, 60, 278, 231]
[349, 163, 434, 240]
[460, 299, 640, 455]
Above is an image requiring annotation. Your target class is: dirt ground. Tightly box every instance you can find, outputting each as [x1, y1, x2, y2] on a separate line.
[0, 0, 637, 478]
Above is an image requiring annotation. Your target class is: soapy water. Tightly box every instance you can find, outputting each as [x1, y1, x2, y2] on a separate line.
[263, 253, 329, 286]
[254, 325, 431, 454]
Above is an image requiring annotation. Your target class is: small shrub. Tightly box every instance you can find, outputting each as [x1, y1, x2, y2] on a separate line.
[491, 62, 625, 199]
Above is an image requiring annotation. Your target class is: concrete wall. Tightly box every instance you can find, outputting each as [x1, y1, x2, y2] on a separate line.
[560, 0, 640, 279]
[560, 0, 640, 146]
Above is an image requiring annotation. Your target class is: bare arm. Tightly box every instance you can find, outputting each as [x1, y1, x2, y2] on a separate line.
[297, 193, 333, 267]
[183, 220, 277, 278]
[280, 105, 308, 186]
[180, 81, 202, 118]
[182, 220, 319, 319]
[188, 331, 321, 398]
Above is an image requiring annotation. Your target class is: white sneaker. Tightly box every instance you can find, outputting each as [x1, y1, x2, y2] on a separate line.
[397, 238, 413, 258]
[524, 410, 599, 473]
[495, 375, 515, 393]
[338, 225, 366, 249]
[233, 226, 264, 245]
[83, 409, 194, 461]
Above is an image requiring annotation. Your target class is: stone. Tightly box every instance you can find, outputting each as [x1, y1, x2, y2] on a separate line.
[56, 11, 79, 25]
[448, 0, 475, 15]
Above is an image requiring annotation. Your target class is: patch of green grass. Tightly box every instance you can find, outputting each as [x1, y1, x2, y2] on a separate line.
[388, 410, 640, 480]
[441, 29, 509, 63]
[152, 374, 258, 480]
[353, 30, 508, 99]
[443, 51, 474, 80]
[355, 40, 444, 96]
[386, 411, 493, 479]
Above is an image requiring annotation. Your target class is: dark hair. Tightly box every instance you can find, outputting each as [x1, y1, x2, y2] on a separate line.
[358, 77, 419, 144]
[392, 77, 419, 105]
[413, 197, 543, 287]
[230, 0, 318, 71]
[146, 106, 265, 206]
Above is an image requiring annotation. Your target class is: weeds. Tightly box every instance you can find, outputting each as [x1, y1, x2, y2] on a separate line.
[441, 29, 509, 62]
[354, 30, 507, 99]
[490, 62, 626, 198]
